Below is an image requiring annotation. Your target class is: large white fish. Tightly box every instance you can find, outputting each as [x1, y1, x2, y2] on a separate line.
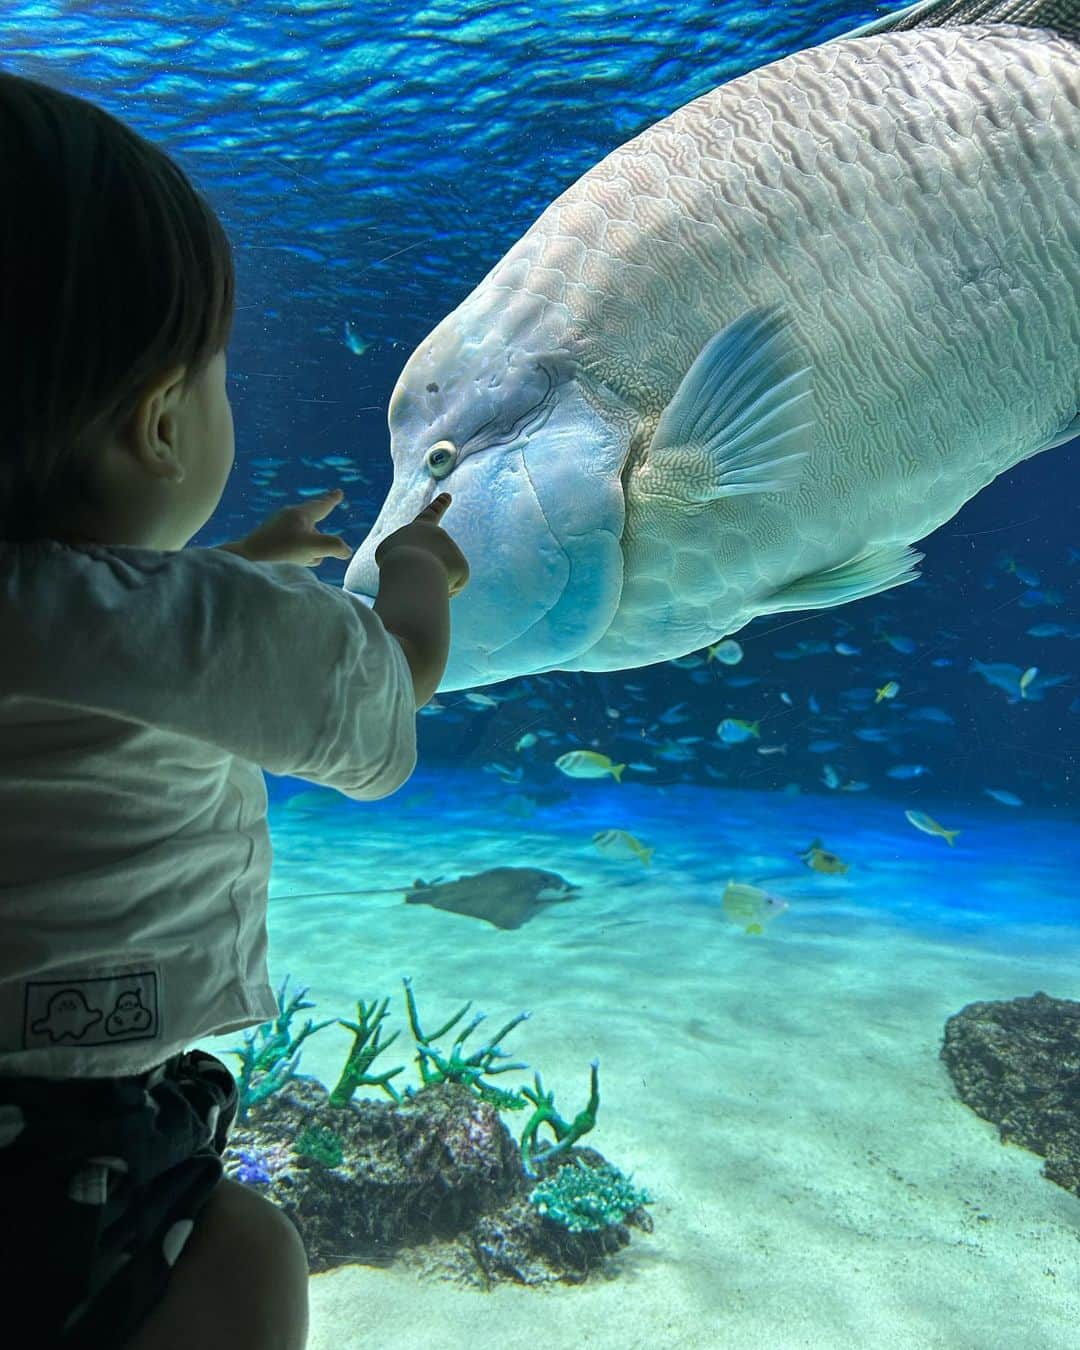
[345, 0, 1079, 690]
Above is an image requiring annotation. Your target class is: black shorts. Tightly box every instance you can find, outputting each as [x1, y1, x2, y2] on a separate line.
[0, 1048, 237, 1348]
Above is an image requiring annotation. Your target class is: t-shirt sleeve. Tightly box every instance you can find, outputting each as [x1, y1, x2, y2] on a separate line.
[0, 541, 418, 800]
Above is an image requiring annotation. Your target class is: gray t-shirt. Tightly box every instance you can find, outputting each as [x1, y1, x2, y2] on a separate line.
[0, 539, 417, 1078]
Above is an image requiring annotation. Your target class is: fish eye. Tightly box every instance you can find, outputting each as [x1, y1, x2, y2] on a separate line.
[425, 439, 456, 479]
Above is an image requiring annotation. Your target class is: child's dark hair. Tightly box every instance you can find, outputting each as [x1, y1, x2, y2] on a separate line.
[0, 71, 235, 540]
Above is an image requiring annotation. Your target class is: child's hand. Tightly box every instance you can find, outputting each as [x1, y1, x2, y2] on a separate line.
[230, 489, 353, 566]
[374, 493, 470, 597]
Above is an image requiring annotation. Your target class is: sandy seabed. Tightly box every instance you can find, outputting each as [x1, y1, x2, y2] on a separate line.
[197, 770, 1080, 1349]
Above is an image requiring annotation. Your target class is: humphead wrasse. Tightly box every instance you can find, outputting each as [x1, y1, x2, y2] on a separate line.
[345, 0, 1080, 690]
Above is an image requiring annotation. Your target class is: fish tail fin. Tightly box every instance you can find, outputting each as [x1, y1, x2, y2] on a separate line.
[946, 829, 961, 846]
[835, 0, 1080, 42]
[642, 847, 655, 865]
[612, 763, 626, 782]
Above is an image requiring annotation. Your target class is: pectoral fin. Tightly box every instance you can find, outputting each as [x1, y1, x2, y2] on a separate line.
[756, 542, 925, 615]
[640, 307, 813, 505]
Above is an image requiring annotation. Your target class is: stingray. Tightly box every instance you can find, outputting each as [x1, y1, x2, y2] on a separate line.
[404, 867, 579, 929]
[270, 866, 580, 930]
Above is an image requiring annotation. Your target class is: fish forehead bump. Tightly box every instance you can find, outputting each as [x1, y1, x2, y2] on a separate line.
[389, 290, 576, 448]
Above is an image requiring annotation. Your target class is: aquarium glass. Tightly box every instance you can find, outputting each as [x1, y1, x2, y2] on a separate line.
[3, 1, 1079, 1345]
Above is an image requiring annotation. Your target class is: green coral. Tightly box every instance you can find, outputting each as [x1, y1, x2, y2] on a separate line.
[529, 1159, 651, 1233]
[226, 978, 646, 1220]
[519, 1060, 601, 1177]
[402, 976, 530, 1109]
[293, 1123, 345, 1169]
[329, 996, 406, 1107]
[227, 974, 335, 1122]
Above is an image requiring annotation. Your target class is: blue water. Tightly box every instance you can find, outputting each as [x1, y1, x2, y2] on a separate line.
[9, 0, 1077, 809]
[8, 1, 1080, 1345]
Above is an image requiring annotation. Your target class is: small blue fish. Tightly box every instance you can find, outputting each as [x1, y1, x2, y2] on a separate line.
[984, 788, 1023, 807]
[343, 320, 370, 356]
[906, 707, 955, 725]
[971, 660, 1026, 696]
[717, 718, 760, 744]
[1026, 622, 1071, 638]
[881, 633, 917, 655]
[776, 641, 831, 660]
[655, 740, 697, 763]
[886, 764, 930, 780]
[998, 555, 1040, 588]
[483, 762, 524, 783]
[1018, 588, 1063, 609]
[971, 660, 1067, 703]
[708, 639, 744, 665]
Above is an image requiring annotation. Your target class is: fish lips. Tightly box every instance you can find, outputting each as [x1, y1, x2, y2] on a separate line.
[345, 384, 630, 690]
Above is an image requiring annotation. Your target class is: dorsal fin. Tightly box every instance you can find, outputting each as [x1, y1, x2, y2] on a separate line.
[835, 0, 1078, 43]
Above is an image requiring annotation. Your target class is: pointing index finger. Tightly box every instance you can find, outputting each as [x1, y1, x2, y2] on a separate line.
[302, 488, 346, 523]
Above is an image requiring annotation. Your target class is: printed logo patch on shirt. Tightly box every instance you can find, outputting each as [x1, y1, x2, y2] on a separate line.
[22, 968, 159, 1050]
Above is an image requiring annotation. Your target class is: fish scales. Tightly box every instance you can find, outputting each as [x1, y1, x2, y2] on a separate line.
[565, 27, 1080, 666]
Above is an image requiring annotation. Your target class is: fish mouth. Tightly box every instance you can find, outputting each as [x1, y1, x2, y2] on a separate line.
[347, 588, 558, 686]
[349, 375, 628, 689]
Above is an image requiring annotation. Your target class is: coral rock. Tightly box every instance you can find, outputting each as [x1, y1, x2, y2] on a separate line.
[940, 991, 1080, 1200]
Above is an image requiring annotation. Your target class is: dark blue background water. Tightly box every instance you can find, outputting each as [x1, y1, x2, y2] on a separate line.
[6, 0, 1078, 814]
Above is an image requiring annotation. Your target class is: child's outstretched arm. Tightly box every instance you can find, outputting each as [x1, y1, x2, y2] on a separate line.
[371, 493, 469, 708]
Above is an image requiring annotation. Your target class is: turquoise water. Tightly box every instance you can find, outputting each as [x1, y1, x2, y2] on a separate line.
[226, 771, 1080, 1347]
[8, 0, 1079, 1343]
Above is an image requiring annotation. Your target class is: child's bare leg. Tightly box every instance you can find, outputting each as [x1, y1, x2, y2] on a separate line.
[123, 1178, 309, 1350]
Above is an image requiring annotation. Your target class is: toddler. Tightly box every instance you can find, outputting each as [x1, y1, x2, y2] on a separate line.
[0, 70, 468, 1350]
